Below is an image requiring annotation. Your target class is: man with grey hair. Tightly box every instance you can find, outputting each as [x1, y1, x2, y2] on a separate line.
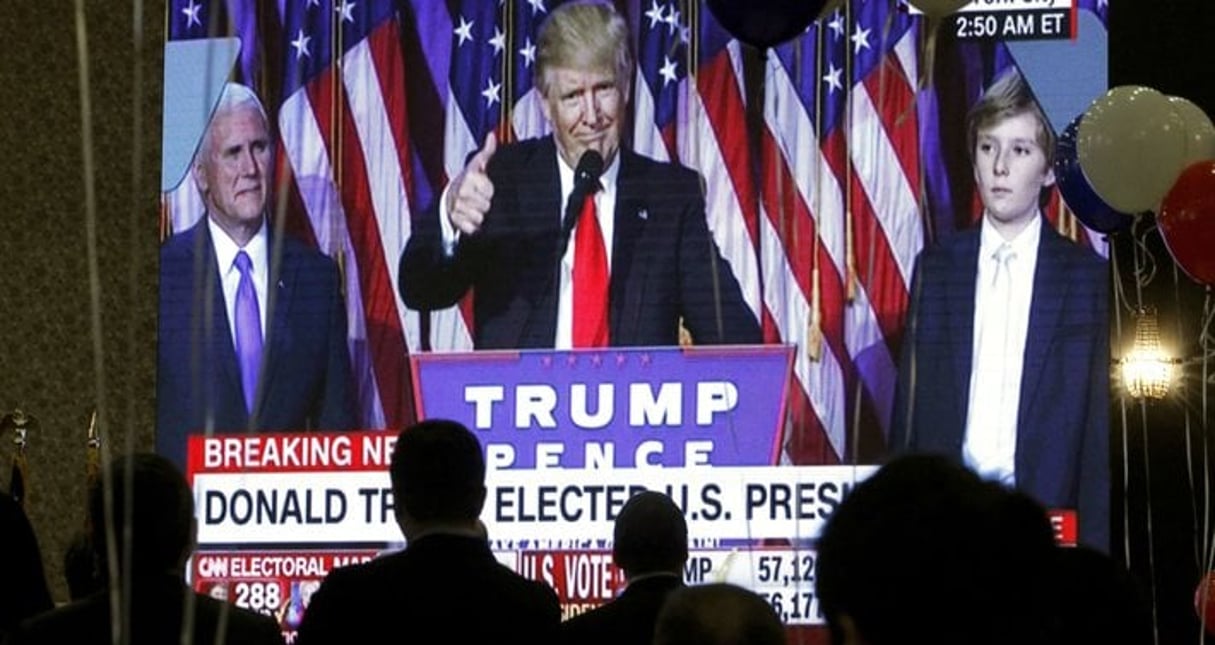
[400, 1, 760, 350]
[157, 82, 354, 467]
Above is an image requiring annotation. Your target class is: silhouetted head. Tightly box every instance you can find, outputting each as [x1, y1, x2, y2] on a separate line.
[390, 419, 487, 538]
[63, 528, 102, 600]
[0, 494, 53, 631]
[653, 583, 785, 645]
[90, 453, 196, 577]
[816, 455, 1057, 645]
[612, 491, 688, 578]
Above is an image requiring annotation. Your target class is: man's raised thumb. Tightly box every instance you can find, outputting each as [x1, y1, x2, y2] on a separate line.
[474, 131, 498, 171]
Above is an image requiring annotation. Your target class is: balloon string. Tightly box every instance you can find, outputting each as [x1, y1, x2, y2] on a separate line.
[1110, 239, 1133, 567]
[1130, 223, 1160, 645]
[1200, 288, 1213, 645]
[1170, 258, 1206, 575]
[1203, 290, 1213, 566]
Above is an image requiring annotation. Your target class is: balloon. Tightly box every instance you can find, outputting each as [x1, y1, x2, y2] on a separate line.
[1168, 96, 1215, 167]
[706, 0, 828, 49]
[1054, 115, 1130, 234]
[1158, 160, 1215, 286]
[907, 0, 971, 19]
[1078, 85, 1187, 214]
[1195, 572, 1215, 636]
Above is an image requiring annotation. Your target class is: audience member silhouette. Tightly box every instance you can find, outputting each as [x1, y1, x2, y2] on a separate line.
[63, 528, 102, 601]
[6, 453, 284, 645]
[0, 494, 53, 641]
[295, 419, 561, 644]
[1052, 545, 1151, 644]
[816, 454, 1058, 645]
[652, 583, 785, 645]
[560, 491, 688, 644]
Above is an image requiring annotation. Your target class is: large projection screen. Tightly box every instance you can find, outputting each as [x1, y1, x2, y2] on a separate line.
[158, 0, 1110, 638]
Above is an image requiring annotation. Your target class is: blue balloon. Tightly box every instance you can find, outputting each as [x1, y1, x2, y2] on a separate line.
[1055, 115, 1131, 234]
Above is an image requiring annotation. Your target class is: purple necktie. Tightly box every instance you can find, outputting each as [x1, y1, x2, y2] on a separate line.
[233, 251, 262, 414]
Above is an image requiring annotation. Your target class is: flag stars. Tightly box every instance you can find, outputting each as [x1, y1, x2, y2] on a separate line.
[664, 6, 682, 35]
[658, 56, 678, 86]
[482, 78, 501, 107]
[489, 26, 506, 56]
[182, 0, 202, 28]
[527, 0, 547, 14]
[305, 0, 320, 7]
[290, 29, 312, 59]
[827, 11, 845, 39]
[822, 63, 843, 93]
[851, 24, 871, 54]
[454, 16, 474, 46]
[644, 0, 666, 29]
[519, 37, 536, 67]
[335, 0, 356, 24]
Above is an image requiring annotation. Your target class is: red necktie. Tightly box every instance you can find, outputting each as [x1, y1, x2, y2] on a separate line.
[572, 191, 609, 347]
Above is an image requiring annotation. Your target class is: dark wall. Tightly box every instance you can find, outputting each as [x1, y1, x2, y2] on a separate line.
[1110, 1, 1215, 115]
[1107, 1, 1215, 642]
[0, 1, 163, 598]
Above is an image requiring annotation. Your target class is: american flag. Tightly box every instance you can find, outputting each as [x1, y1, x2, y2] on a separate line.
[162, 0, 1109, 462]
[632, 1, 763, 330]
[761, 1, 922, 465]
[165, 0, 419, 431]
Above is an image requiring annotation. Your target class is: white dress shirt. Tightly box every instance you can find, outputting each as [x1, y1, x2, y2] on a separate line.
[962, 213, 1040, 487]
[208, 216, 269, 345]
[439, 150, 620, 349]
[554, 152, 618, 349]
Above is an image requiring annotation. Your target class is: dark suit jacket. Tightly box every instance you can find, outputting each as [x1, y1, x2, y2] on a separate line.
[558, 574, 683, 645]
[399, 137, 761, 349]
[6, 573, 284, 645]
[295, 534, 561, 644]
[157, 220, 355, 466]
[891, 221, 1110, 551]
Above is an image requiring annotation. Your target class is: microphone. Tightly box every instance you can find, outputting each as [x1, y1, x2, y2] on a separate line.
[559, 150, 605, 257]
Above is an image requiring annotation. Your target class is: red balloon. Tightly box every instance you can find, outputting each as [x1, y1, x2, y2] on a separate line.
[1159, 160, 1215, 286]
[1195, 572, 1215, 635]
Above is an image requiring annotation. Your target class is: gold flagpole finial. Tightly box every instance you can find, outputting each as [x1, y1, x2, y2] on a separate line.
[86, 409, 101, 487]
[4, 409, 34, 509]
[807, 269, 824, 363]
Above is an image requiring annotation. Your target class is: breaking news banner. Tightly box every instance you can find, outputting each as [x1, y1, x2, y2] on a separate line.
[530, 547, 826, 624]
[184, 348, 1080, 638]
[192, 550, 380, 630]
[192, 457, 874, 544]
[185, 346, 881, 637]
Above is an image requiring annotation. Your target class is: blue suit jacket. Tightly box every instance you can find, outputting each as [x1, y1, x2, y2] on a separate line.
[891, 221, 1110, 551]
[398, 137, 760, 349]
[156, 220, 355, 467]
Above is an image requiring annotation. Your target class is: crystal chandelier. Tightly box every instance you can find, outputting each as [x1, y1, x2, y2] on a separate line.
[1121, 307, 1172, 400]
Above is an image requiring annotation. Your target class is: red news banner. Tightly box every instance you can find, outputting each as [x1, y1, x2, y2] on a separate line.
[187, 431, 1076, 636]
[184, 349, 1077, 638]
[186, 431, 869, 631]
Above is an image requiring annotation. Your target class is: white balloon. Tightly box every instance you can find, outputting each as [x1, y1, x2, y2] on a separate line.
[1078, 86, 1188, 214]
[1167, 96, 1215, 167]
[908, 0, 970, 19]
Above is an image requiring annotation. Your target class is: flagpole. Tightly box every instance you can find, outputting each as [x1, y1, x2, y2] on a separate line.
[806, 15, 825, 364]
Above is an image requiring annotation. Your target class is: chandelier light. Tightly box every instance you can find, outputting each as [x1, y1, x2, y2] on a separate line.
[1121, 307, 1173, 400]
